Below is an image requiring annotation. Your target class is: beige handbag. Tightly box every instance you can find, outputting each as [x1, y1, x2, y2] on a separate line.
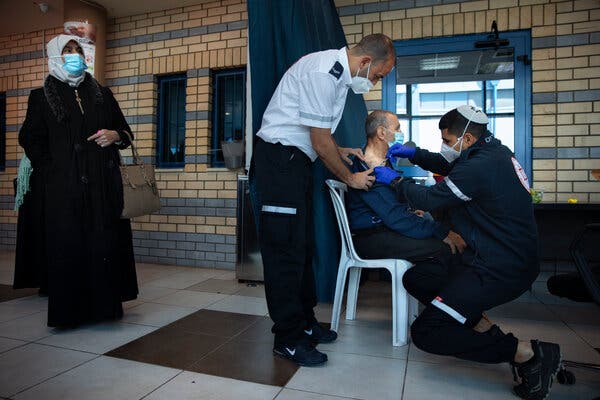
[119, 131, 161, 219]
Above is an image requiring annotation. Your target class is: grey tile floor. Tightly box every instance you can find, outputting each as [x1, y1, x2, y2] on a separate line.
[0, 252, 598, 399]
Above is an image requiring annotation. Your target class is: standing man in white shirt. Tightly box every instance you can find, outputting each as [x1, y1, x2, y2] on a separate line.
[253, 34, 396, 366]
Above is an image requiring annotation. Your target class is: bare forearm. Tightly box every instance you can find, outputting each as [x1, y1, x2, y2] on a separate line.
[311, 128, 353, 183]
[311, 128, 374, 190]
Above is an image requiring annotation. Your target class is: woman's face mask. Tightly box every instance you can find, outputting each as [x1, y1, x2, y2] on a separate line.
[349, 62, 373, 94]
[62, 54, 87, 76]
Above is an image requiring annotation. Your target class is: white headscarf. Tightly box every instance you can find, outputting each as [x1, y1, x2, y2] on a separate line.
[47, 34, 86, 87]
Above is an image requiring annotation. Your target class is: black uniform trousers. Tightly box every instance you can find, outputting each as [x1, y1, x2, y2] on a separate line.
[404, 259, 536, 364]
[253, 138, 318, 346]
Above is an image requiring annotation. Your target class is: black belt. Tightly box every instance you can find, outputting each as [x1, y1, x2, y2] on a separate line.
[256, 137, 310, 163]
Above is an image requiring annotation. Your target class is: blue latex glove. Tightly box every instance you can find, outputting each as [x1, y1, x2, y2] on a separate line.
[386, 144, 416, 161]
[374, 166, 401, 185]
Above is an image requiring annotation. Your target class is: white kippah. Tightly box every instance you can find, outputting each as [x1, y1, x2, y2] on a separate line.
[456, 105, 489, 124]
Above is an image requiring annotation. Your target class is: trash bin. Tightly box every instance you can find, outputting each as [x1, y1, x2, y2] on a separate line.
[221, 140, 243, 169]
[236, 175, 263, 282]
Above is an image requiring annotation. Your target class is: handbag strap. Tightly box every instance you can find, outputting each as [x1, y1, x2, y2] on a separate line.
[119, 130, 158, 193]
[120, 130, 142, 165]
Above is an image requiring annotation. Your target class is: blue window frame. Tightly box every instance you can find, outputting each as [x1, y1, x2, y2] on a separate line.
[383, 30, 532, 180]
[211, 68, 246, 167]
[157, 74, 186, 168]
[0, 92, 5, 171]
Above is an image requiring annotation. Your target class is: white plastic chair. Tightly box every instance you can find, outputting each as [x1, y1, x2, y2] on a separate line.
[326, 179, 418, 346]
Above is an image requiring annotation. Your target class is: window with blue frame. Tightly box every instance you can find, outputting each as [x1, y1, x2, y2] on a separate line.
[383, 30, 531, 179]
[157, 74, 186, 168]
[211, 68, 246, 167]
[396, 79, 515, 155]
[0, 92, 5, 171]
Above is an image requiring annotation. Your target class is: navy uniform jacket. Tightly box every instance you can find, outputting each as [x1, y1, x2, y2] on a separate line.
[393, 132, 539, 281]
[347, 159, 449, 240]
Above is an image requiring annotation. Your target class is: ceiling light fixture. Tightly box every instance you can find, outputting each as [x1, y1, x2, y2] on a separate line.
[419, 55, 460, 71]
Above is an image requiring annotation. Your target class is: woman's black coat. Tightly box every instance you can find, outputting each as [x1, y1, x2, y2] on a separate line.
[18, 73, 138, 327]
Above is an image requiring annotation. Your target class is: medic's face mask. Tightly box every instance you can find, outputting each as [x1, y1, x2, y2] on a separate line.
[440, 105, 488, 163]
[349, 62, 373, 94]
[440, 137, 463, 163]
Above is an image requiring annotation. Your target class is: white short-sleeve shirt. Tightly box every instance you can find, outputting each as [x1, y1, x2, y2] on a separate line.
[256, 47, 353, 161]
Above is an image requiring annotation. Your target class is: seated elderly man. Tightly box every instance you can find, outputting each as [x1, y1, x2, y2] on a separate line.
[346, 109, 466, 271]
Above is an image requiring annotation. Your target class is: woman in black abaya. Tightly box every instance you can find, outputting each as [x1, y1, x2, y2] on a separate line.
[18, 34, 138, 327]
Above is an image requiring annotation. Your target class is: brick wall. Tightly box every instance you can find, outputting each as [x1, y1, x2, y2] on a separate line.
[335, 0, 600, 203]
[104, 1, 247, 268]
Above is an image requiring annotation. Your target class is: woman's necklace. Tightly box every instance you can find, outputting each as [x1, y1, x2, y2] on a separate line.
[74, 89, 84, 114]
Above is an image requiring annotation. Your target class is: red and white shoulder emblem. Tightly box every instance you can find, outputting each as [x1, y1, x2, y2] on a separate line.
[511, 157, 530, 191]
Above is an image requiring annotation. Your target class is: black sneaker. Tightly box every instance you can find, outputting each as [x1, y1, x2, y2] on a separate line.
[273, 342, 328, 366]
[511, 340, 561, 400]
[304, 323, 338, 344]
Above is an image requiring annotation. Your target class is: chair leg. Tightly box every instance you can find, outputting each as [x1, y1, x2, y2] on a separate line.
[345, 267, 361, 320]
[390, 266, 398, 346]
[392, 265, 409, 347]
[331, 262, 350, 332]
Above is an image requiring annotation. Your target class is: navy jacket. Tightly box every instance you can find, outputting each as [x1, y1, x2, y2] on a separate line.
[346, 159, 449, 240]
[394, 132, 539, 281]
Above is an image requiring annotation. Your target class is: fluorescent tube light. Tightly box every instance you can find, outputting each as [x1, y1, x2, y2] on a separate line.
[419, 56, 460, 71]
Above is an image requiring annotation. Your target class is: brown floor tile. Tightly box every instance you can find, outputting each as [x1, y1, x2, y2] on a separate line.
[189, 338, 298, 386]
[236, 317, 274, 344]
[167, 309, 260, 337]
[0, 285, 39, 303]
[185, 278, 245, 294]
[106, 327, 228, 370]
[105, 310, 302, 387]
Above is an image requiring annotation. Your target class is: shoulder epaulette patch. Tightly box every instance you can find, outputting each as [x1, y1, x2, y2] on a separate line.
[328, 61, 343, 80]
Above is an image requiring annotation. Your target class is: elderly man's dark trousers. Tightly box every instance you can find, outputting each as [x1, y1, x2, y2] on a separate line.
[404, 261, 536, 363]
[253, 138, 317, 346]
